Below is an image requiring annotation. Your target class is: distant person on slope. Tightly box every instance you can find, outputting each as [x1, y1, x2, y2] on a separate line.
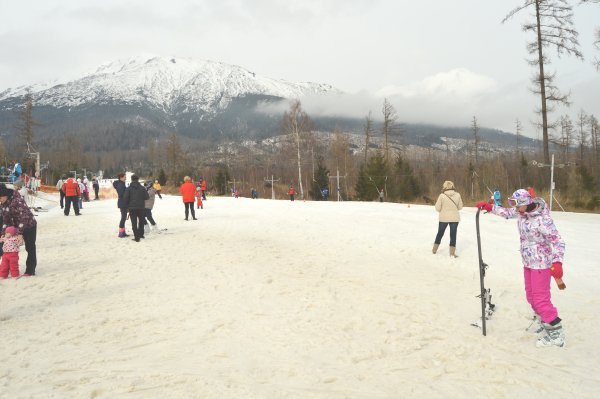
[62, 173, 81, 216]
[56, 175, 66, 209]
[143, 180, 161, 234]
[153, 179, 163, 199]
[287, 185, 296, 201]
[123, 175, 149, 242]
[432, 180, 463, 258]
[113, 173, 129, 238]
[477, 189, 566, 348]
[179, 176, 197, 220]
[92, 176, 100, 200]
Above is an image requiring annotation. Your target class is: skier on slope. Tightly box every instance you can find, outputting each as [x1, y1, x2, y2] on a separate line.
[477, 189, 566, 348]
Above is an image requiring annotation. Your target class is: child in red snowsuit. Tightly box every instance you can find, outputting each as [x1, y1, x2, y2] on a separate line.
[0, 226, 24, 279]
[196, 185, 203, 209]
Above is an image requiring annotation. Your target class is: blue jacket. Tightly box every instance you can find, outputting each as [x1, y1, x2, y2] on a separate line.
[113, 179, 126, 208]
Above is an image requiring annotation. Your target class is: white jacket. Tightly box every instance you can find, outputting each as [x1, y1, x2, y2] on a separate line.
[435, 189, 463, 222]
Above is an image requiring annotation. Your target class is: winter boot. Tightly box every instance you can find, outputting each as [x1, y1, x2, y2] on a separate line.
[432, 244, 440, 254]
[449, 246, 458, 258]
[118, 228, 128, 238]
[144, 224, 150, 235]
[536, 320, 565, 348]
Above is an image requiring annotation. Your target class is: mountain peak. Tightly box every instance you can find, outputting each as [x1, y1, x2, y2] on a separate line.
[1, 55, 338, 114]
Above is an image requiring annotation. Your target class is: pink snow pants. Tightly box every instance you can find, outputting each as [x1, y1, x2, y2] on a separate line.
[523, 267, 558, 323]
[0, 252, 20, 278]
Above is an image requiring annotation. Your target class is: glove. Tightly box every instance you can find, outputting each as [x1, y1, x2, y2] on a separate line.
[476, 201, 493, 212]
[550, 262, 563, 279]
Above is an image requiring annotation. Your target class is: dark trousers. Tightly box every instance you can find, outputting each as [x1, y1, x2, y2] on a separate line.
[184, 202, 195, 220]
[144, 208, 156, 226]
[119, 208, 128, 228]
[290, 195, 294, 201]
[59, 190, 65, 208]
[24, 225, 37, 275]
[93, 185, 99, 200]
[64, 196, 80, 215]
[129, 209, 146, 239]
[434, 222, 458, 247]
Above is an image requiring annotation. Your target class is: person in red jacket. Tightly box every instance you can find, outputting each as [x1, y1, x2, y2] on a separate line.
[61, 172, 81, 216]
[200, 178, 207, 200]
[179, 176, 197, 220]
[196, 183, 204, 209]
[287, 185, 296, 201]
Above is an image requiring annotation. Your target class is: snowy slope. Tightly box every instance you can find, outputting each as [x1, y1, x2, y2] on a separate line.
[0, 55, 337, 114]
[1, 193, 599, 398]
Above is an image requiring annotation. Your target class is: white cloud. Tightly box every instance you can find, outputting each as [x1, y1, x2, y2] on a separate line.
[376, 68, 499, 101]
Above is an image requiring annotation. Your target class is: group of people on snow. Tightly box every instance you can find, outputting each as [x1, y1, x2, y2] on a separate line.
[56, 174, 101, 213]
[1, 167, 567, 349]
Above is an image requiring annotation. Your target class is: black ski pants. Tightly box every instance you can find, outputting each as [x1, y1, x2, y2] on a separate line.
[184, 202, 195, 220]
[64, 195, 80, 216]
[129, 209, 146, 239]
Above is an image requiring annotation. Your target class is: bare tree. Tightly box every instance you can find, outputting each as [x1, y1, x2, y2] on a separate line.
[381, 98, 396, 163]
[503, 0, 583, 163]
[590, 114, 600, 161]
[282, 100, 311, 200]
[577, 109, 589, 161]
[580, 1, 600, 70]
[363, 111, 374, 164]
[556, 115, 574, 162]
[15, 94, 41, 167]
[471, 116, 480, 165]
[515, 118, 523, 153]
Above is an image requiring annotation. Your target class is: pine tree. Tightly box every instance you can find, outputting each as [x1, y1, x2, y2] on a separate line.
[355, 153, 388, 201]
[392, 155, 421, 201]
[310, 156, 329, 200]
[214, 167, 231, 195]
[158, 169, 167, 185]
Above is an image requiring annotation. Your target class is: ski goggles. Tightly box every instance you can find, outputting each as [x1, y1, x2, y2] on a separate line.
[507, 197, 529, 207]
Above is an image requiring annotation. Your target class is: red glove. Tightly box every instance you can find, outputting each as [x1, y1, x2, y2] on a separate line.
[551, 262, 563, 279]
[476, 201, 493, 212]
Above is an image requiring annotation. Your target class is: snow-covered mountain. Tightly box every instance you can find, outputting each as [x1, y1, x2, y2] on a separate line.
[0, 55, 337, 115]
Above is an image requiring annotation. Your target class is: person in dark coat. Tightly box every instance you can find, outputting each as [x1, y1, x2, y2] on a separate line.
[123, 175, 149, 242]
[113, 173, 128, 238]
[0, 184, 37, 276]
[92, 176, 100, 200]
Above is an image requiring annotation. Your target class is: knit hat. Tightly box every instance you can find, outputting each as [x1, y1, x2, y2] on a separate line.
[5, 226, 18, 235]
[442, 181, 455, 191]
[0, 184, 13, 197]
[508, 189, 533, 207]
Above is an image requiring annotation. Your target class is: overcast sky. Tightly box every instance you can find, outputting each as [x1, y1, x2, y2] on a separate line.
[1, 0, 598, 136]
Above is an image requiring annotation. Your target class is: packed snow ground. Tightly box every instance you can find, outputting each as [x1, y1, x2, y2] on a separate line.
[1, 193, 599, 398]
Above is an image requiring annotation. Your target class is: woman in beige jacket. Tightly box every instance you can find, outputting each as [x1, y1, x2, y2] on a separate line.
[433, 181, 463, 257]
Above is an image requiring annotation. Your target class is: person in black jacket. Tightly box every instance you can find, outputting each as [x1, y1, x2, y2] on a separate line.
[123, 175, 149, 242]
[113, 173, 128, 238]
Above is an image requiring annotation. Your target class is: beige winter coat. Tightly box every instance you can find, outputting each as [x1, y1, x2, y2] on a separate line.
[435, 189, 463, 222]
